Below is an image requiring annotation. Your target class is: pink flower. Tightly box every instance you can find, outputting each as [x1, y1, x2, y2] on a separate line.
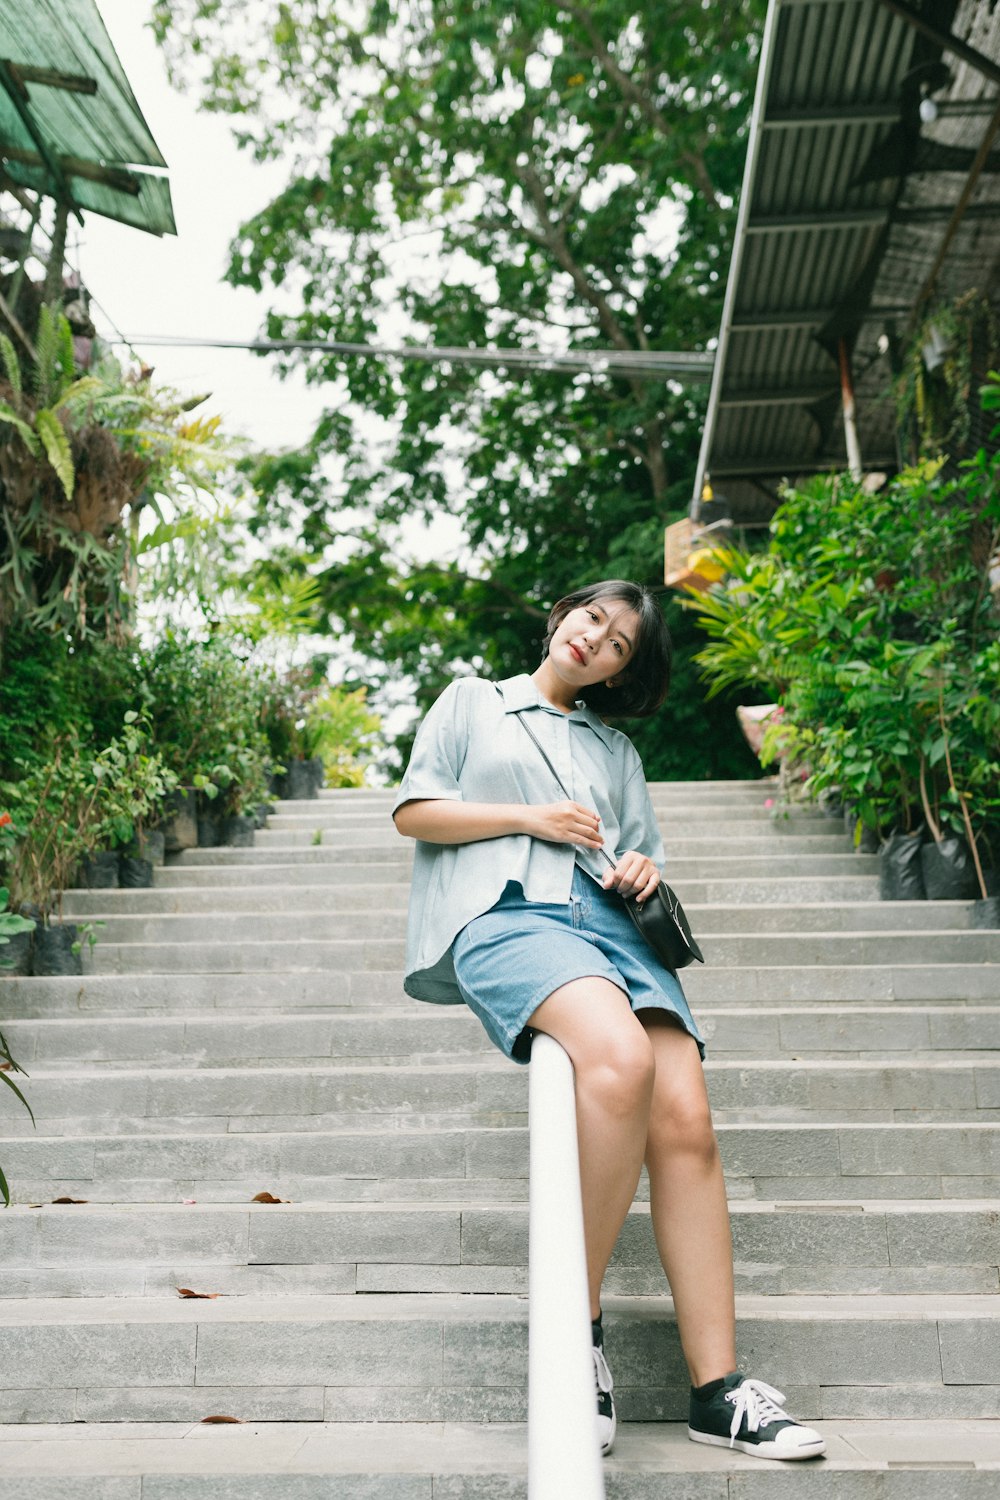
[764, 798, 774, 809]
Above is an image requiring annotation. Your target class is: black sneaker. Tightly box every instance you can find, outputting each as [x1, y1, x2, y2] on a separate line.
[688, 1372, 825, 1460]
[592, 1317, 616, 1456]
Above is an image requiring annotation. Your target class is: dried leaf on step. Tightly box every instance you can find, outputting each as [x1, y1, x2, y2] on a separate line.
[51, 1197, 88, 1204]
[251, 1191, 287, 1203]
[176, 1287, 221, 1299]
[200, 1414, 243, 1424]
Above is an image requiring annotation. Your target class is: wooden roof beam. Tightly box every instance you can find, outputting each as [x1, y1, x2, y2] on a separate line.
[709, 455, 898, 477]
[0, 145, 140, 195]
[878, 1, 1000, 88]
[763, 103, 900, 127]
[0, 63, 98, 96]
[718, 382, 838, 407]
[730, 305, 911, 331]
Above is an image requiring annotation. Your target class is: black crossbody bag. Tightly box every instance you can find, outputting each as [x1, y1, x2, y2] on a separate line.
[512, 709, 704, 973]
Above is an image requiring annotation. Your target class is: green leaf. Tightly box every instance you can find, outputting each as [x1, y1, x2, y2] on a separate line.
[0, 332, 22, 401]
[35, 409, 75, 499]
[0, 1070, 35, 1127]
[0, 399, 41, 454]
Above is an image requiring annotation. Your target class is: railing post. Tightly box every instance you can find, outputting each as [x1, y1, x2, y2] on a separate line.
[528, 1032, 606, 1499]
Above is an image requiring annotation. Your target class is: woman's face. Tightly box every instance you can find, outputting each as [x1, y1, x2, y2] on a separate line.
[547, 597, 641, 689]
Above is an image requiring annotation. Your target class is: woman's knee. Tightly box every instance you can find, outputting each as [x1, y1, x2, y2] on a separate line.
[576, 1024, 655, 1115]
[647, 1086, 718, 1166]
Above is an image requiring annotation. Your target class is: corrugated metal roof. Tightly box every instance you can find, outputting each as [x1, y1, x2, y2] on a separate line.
[696, 0, 1000, 520]
[0, 0, 176, 236]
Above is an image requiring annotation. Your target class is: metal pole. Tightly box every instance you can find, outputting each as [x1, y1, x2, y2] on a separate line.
[528, 1034, 604, 1500]
[692, 0, 784, 504]
[838, 337, 863, 481]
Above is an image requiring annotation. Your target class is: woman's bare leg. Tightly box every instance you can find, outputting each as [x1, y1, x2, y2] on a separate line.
[639, 1012, 737, 1386]
[528, 977, 655, 1319]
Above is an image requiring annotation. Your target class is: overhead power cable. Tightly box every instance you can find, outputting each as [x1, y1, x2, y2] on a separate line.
[111, 332, 716, 382]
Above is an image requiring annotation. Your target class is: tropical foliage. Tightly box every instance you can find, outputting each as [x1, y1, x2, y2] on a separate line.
[686, 437, 1000, 884]
[0, 309, 231, 642]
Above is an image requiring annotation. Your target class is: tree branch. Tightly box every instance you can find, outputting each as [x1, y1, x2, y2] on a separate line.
[562, 1, 721, 210]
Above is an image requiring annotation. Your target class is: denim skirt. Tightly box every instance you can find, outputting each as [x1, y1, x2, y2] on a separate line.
[451, 865, 705, 1065]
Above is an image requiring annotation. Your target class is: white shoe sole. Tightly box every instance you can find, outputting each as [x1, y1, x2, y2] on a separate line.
[598, 1413, 616, 1456]
[688, 1427, 826, 1460]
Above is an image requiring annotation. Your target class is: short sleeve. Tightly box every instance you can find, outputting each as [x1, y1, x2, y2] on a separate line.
[615, 750, 665, 866]
[391, 679, 470, 816]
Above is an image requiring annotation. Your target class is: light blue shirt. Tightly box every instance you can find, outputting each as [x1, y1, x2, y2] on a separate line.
[391, 673, 665, 1004]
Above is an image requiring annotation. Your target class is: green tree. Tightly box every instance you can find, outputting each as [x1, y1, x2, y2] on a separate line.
[153, 0, 765, 777]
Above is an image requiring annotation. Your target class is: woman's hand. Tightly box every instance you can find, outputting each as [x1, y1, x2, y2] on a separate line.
[602, 851, 660, 904]
[523, 800, 603, 849]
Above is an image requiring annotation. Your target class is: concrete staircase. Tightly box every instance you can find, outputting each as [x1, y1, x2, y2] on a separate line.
[1, 779, 999, 1496]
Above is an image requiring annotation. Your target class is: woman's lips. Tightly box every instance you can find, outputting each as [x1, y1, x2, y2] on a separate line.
[569, 643, 585, 664]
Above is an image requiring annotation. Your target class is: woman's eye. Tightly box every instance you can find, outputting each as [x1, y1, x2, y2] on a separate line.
[587, 611, 599, 622]
[613, 641, 624, 655]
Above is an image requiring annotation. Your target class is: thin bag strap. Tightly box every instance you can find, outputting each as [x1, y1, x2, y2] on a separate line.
[511, 707, 617, 873]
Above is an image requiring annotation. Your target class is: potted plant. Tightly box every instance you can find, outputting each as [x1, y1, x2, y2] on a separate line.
[260, 664, 327, 800]
[0, 875, 35, 978]
[91, 712, 179, 887]
[142, 634, 272, 842]
[1, 738, 99, 974]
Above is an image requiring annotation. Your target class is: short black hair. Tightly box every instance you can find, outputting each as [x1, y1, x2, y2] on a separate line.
[541, 579, 672, 718]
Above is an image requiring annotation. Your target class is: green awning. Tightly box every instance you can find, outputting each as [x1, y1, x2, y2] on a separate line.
[0, 0, 176, 236]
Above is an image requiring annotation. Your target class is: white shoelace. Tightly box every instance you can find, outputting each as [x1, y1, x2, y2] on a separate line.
[593, 1345, 614, 1398]
[725, 1378, 788, 1445]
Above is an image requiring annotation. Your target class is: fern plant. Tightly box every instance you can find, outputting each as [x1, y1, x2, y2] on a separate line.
[0, 312, 233, 640]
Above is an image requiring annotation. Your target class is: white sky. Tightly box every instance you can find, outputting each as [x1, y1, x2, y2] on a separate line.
[76, 0, 329, 450]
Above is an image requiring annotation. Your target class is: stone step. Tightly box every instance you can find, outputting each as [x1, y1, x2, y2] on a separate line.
[3, 963, 996, 1020]
[155, 850, 880, 884]
[72, 901, 976, 945]
[281, 778, 779, 805]
[4, 1121, 1000, 1203]
[86, 930, 999, 975]
[62, 873, 882, 916]
[177, 832, 856, 865]
[250, 821, 848, 850]
[3, 1419, 999, 1498]
[6, 1056, 1000, 1135]
[6, 1005, 999, 1068]
[1, 1199, 998, 1300]
[264, 802, 805, 829]
[0, 1292, 997, 1425]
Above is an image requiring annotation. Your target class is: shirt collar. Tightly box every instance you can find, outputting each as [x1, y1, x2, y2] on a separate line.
[497, 674, 616, 751]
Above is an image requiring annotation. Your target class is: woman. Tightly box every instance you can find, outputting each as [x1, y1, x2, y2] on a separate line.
[392, 579, 824, 1462]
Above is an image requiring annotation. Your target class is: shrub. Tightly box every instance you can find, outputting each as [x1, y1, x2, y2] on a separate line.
[141, 634, 271, 814]
[687, 457, 999, 874]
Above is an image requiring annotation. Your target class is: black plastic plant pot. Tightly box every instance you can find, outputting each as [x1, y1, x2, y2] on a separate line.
[138, 830, 166, 867]
[253, 802, 272, 829]
[919, 838, 978, 901]
[197, 816, 223, 847]
[224, 814, 255, 848]
[878, 828, 926, 900]
[2, 929, 33, 975]
[845, 804, 879, 851]
[972, 896, 1000, 928]
[281, 759, 320, 801]
[32, 923, 81, 976]
[163, 790, 198, 853]
[307, 756, 325, 792]
[80, 850, 120, 889]
[119, 855, 154, 888]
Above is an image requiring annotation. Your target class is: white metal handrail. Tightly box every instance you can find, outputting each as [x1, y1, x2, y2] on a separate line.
[528, 1033, 606, 1499]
